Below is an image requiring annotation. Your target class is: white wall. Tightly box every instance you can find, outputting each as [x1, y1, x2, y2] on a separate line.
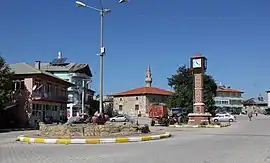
[267, 92, 270, 108]
[113, 95, 147, 116]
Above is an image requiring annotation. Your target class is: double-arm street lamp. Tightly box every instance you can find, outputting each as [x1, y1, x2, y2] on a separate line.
[76, 0, 128, 114]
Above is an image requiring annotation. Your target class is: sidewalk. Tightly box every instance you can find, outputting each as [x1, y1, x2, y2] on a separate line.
[0, 128, 35, 133]
[0, 130, 37, 144]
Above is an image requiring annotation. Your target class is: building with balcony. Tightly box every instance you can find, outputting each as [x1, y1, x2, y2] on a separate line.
[243, 95, 268, 114]
[8, 62, 73, 126]
[38, 52, 94, 118]
[214, 85, 244, 113]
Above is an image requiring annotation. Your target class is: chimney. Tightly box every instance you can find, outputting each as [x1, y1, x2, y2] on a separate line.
[219, 82, 222, 86]
[35, 61, 41, 69]
[58, 52, 62, 59]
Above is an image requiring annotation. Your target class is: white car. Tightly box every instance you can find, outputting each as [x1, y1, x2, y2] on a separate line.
[216, 112, 230, 117]
[110, 115, 128, 122]
[212, 114, 236, 122]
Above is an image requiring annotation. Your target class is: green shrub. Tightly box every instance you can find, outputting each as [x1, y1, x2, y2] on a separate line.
[183, 117, 189, 124]
[211, 121, 221, 125]
[200, 121, 208, 126]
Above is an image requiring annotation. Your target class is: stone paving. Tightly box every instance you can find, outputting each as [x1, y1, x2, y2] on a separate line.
[1, 115, 270, 163]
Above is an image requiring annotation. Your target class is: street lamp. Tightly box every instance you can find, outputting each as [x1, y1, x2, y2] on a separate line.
[76, 0, 128, 114]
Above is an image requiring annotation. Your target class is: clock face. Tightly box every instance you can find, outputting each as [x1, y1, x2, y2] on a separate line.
[192, 58, 202, 68]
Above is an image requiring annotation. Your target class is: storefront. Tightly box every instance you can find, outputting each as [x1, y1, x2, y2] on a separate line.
[32, 102, 66, 122]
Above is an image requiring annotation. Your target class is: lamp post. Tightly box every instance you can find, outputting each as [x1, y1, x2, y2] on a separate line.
[76, 0, 128, 114]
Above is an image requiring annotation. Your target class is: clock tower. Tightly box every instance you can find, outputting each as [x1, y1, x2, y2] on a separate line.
[188, 53, 211, 125]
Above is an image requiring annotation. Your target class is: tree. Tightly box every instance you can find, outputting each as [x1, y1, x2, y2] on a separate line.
[167, 65, 217, 114]
[86, 99, 99, 115]
[104, 102, 114, 117]
[0, 55, 13, 109]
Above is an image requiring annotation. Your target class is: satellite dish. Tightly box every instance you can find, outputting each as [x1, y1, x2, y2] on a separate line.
[32, 85, 37, 91]
[119, 0, 128, 3]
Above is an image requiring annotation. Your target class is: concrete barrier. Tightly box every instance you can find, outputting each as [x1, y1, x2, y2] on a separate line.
[16, 132, 171, 144]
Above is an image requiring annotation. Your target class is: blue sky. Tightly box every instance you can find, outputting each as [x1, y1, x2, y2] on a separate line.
[1, 0, 270, 98]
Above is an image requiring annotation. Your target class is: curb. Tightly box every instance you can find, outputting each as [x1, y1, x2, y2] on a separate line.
[168, 124, 230, 128]
[16, 132, 171, 144]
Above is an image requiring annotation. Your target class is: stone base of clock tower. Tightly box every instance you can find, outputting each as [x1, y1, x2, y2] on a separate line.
[188, 113, 212, 125]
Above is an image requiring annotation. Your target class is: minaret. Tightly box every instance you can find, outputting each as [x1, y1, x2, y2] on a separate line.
[145, 65, 152, 87]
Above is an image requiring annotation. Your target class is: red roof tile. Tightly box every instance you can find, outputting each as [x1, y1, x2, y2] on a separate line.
[193, 53, 201, 57]
[217, 87, 243, 93]
[113, 87, 173, 96]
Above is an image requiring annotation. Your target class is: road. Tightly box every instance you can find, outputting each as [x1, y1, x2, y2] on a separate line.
[1, 115, 270, 163]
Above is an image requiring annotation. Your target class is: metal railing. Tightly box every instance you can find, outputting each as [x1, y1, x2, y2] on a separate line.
[32, 91, 68, 102]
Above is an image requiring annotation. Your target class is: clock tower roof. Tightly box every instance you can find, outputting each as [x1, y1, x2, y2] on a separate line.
[193, 53, 201, 57]
[192, 52, 205, 59]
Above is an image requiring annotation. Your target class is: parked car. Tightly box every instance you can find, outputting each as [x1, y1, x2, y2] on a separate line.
[240, 111, 247, 115]
[110, 115, 128, 122]
[216, 112, 230, 116]
[212, 114, 236, 122]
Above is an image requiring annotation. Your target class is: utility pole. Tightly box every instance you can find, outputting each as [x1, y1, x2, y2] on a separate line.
[99, 10, 104, 114]
[81, 80, 85, 115]
[75, 0, 128, 114]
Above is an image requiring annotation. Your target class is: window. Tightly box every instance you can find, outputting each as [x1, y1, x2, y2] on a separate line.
[12, 80, 25, 90]
[34, 79, 41, 91]
[236, 93, 241, 98]
[47, 83, 52, 93]
[135, 105, 139, 110]
[120, 98, 122, 101]
[51, 85, 55, 95]
[36, 104, 42, 110]
[55, 85, 59, 95]
[52, 105, 57, 111]
[216, 92, 224, 97]
[20, 81, 25, 89]
[224, 92, 230, 97]
[119, 105, 123, 111]
[215, 101, 221, 104]
[45, 105, 49, 111]
[42, 83, 46, 92]
[77, 80, 82, 86]
[136, 97, 138, 100]
[230, 100, 242, 105]
[62, 88, 66, 96]
[221, 101, 228, 104]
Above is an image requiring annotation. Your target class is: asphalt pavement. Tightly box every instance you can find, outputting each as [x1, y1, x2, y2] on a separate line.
[1, 115, 270, 163]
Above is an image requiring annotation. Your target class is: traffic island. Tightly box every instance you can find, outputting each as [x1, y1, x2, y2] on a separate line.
[169, 123, 231, 128]
[36, 122, 150, 137]
[16, 132, 171, 144]
[16, 122, 171, 144]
